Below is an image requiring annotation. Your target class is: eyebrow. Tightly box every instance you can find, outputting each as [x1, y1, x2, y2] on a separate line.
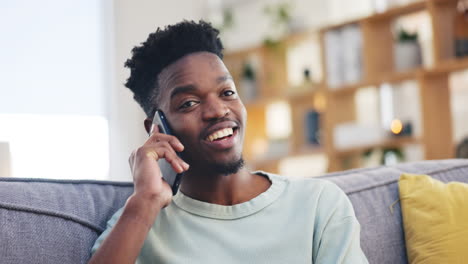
[169, 74, 234, 100]
[170, 85, 197, 100]
[217, 75, 233, 83]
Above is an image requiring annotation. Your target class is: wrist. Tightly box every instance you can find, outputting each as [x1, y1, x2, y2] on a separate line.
[122, 193, 164, 228]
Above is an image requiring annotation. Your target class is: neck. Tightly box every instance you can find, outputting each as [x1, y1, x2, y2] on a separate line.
[178, 166, 271, 206]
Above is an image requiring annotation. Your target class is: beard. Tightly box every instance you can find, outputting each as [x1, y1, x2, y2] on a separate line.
[209, 157, 245, 176]
[183, 151, 245, 176]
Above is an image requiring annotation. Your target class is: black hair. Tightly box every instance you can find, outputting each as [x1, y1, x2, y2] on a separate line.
[124, 20, 224, 117]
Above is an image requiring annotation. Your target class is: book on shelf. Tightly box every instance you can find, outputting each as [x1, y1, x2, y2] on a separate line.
[304, 110, 321, 145]
[324, 24, 363, 89]
[455, 2, 468, 58]
[333, 122, 387, 151]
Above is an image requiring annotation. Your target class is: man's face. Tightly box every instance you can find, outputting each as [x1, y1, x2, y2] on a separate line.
[156, 52, 247, 173]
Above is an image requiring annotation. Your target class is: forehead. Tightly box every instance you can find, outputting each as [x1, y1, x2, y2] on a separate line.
[158, 52, 228, 90]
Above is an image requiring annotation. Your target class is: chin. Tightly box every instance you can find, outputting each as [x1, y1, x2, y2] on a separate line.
[209, 157, 245, 176]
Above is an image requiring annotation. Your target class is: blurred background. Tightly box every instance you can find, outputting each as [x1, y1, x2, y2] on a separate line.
[1, 0, 467, 181]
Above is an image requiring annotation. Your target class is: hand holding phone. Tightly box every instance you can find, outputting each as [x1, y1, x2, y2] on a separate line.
[128, 110, 188, 208]
[149, 110, 186, 195]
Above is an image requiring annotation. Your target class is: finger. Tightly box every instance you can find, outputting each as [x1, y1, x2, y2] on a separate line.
[135, 143, 188, 173]
[163, 150, 190, 173]
[147, 133, 184, 152]
[155, 146, 188, 173]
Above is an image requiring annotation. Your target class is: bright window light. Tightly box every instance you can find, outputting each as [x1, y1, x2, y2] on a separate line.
[279, 154, 328, 178]
[266, 101, 292, 140]
[0, 114, 109, 180]
[380, 83, 394, 129]
[450, 69, 468, 143]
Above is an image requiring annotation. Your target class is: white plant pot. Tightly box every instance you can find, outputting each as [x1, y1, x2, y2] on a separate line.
[241, 79, 257, 102]
[394, 42, 422, 71]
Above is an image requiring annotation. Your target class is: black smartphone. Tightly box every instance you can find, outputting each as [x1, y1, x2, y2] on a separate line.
[150, 110, 183, 195]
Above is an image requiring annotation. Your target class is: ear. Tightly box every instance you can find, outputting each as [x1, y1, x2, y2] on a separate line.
[144, 118, 152, 135]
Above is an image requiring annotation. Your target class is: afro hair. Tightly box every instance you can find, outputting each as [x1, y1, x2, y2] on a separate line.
[124, 20, 224, 117]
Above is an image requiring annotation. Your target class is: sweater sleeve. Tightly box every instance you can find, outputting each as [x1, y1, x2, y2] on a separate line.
[312, 182, 368, 264]
[90, 207, 123, 255]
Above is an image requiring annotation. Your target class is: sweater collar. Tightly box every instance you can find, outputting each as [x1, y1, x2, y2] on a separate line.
[171, 172, 287, 220]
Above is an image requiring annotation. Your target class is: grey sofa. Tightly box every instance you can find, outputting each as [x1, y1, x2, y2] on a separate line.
[1, 159, 467, 264]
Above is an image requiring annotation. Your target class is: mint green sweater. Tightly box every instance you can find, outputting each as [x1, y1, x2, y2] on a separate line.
[92, 172, 368, 263]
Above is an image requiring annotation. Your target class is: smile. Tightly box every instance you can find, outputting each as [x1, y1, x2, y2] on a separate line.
[206, 127, 234, 142]
[203, 126, 239, 150]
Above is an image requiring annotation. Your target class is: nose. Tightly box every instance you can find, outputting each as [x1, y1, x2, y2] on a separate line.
[202, 95, 230, 121]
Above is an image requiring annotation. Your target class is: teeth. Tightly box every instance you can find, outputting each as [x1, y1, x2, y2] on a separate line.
[207, 127, 234, 142]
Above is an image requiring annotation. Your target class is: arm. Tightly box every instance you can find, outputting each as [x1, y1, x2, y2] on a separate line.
[88, 127, 189, 264]
[312, 183, 368, 264]
[88, 194, 164, 264]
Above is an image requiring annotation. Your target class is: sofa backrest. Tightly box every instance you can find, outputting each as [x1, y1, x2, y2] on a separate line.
[322, 159, 468, 264]
[0, 178, 133, 264]
[1, 159, 467, 264]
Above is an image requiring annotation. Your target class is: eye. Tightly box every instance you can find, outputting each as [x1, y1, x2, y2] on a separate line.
[179, 100, 198, 109]
[223, 90, 236, 97]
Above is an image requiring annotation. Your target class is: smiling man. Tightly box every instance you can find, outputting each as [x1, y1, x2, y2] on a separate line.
[89, 21, 368, 264]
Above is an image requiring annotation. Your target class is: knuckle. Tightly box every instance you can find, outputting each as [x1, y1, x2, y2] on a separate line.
[158, 141, 172, 150]
[167, 134, 178, 141]
[135, 147, 147, 158]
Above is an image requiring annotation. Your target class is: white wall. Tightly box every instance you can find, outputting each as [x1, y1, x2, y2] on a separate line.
[0, 0, 112, 180]
[0, 0, 106, 115]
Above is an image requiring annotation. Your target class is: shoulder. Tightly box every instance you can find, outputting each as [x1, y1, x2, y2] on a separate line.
[262, 172, 355, 217]
[259, 172, 350, 208]
[262, 172, 345, 198]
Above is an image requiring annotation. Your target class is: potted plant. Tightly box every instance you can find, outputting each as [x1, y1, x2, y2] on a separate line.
[241, 62, 257, 102]
[394, 29, 422, 71]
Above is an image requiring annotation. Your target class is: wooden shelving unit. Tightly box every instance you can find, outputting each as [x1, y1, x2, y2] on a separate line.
[224, 0, 468, 173]
[333, 136, 421, 158]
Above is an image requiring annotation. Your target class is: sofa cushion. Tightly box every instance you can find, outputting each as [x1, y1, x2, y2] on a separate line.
[0, 178, 133, 264]
[319, 159, 468, 264]
[399, 173, 468, 263]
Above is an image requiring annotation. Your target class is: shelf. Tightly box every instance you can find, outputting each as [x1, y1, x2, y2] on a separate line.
[333, 136, 421, 158]
[295, 145, 326, 156]
[326, 58, 467, 96]
[283, 30, 317, 45]
[424, 57, 468, 76]
[365, 1, 427, 22]
[327, 81, 373, 97]
[327, 68, 420, 97]
[379, 68, 421, 83]
[244, 88, 322, 108]
[287, 88, 323, 100]
[430, 0, 458, 5]
[250, 145, 325, 169]
[243, 96, 290, 109]
[320, 18, 363, 32]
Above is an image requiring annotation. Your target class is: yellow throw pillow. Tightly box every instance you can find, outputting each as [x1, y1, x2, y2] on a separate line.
[399, 173, 468, 264]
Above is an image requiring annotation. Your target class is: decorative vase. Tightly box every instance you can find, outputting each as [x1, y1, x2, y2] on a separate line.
[241, 79, 257, 102]
[394, 42, 422, 71]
